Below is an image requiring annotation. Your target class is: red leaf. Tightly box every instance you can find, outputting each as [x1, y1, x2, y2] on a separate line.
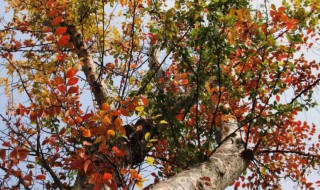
[67, 77, 78, 86]
[101, 103, 110, 111]
[54, 76, 64, 85]
[51, 17, 63, 26]
[49, 10, 58, 17]
[234, 181, 240, 190]
[276, 95, 280, 102]
[119, 108, 130, 116]
[36, 174, 46, 180]
[57, 85, 66, 93]
[66, 68, 77, 78]
[175, 114, 184, 121]
[180, 79, 189, 85]
[102, 173, 113, 181]
[0, 149, 6, 160]
[18, 149, 29, 161]
[57, 35, 70, 46]
[141, 96, 149, 107]
[84, 159, 91, 173]
[55, 27, 67, 35]
[67, 86, 79, 94]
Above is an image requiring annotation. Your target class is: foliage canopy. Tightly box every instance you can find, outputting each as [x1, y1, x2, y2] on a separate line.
[1, 0, 320, 189]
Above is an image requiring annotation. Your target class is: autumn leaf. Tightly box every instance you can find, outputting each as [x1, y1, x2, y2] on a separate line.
[67, 77, 79, 86]
[107, 129, 115, 136]
[36, 174, 46, 180]
[120, 0, 127, 6]
[103, 115, 111, 125]
[49, 10, 58, 17]
[141, 96, 149, 107]
[135, 106, 144, 112]
[51, 17, 63, 26]
[119, 108, 130, 116]
[54, 76, 64, 85]
[160, 120, 168, 124]
[175, 114, 184, 121]
[67, 86, 78, 94]
[65, 69, 77, 79]
[55, 27, 67, 35]
[102, 173, 113, 181]
[82, 129, 91, 138]
[41, 26, 52, 33]
[84, 159, 91, 173]
[57, 35, 70, 46]
[0, 149, 6, 160]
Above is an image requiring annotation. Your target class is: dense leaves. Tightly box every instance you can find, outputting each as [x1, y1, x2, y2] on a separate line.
[0, 0, 320, 189]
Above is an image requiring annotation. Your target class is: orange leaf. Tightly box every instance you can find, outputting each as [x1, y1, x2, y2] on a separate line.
[46, 34, 55, 41]
[103, 115, 111, 125]
[102, 173, 113, 181]
[141, 96, 149, 107]
[57, 35, 70, 46]
[116, 125, 126, 135]
[55, 27, 67, 35]
[107, 130, 115, 136]
[276, 95, 280, 102]
[111, 110, 121, 116]
[101, 103, 110, 111]
[82, 129, 91, 138]
[120, 0, 127, 6]
[180, 79, 189, 85]
[66, 68, 77, 78]
[67, 77, 78, 86]
[121, 168, 127, 175]
[36, 174, 46, 180]
[51, 17, 63, 26]
[54, 76, 64, 85]
[41, 26, 52, 33]
[114, 117, 123, 126]
[119, 108, 130, 116]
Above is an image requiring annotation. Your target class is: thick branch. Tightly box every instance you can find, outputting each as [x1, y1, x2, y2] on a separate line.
[149, 120, 250, 190]
[67, 25, 109, 106]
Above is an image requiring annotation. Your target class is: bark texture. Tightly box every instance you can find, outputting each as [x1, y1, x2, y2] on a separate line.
[149, 120, 250, 190]
[67, 25, 109, 106]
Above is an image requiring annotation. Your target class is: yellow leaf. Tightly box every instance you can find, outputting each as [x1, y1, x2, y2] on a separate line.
[145, 132, 151, 141]
[107, 130, 115, 136]
[160, 120, 168, 124]
[145, 157, 154, 166]
[135, 106, 144, 112]
[136, 178, 149, 189]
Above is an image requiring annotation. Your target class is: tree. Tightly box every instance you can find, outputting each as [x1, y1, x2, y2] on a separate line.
[0, 0, 320, 189]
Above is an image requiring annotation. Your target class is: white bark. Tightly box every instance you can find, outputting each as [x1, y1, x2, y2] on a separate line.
[149, 120, 250, 190]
